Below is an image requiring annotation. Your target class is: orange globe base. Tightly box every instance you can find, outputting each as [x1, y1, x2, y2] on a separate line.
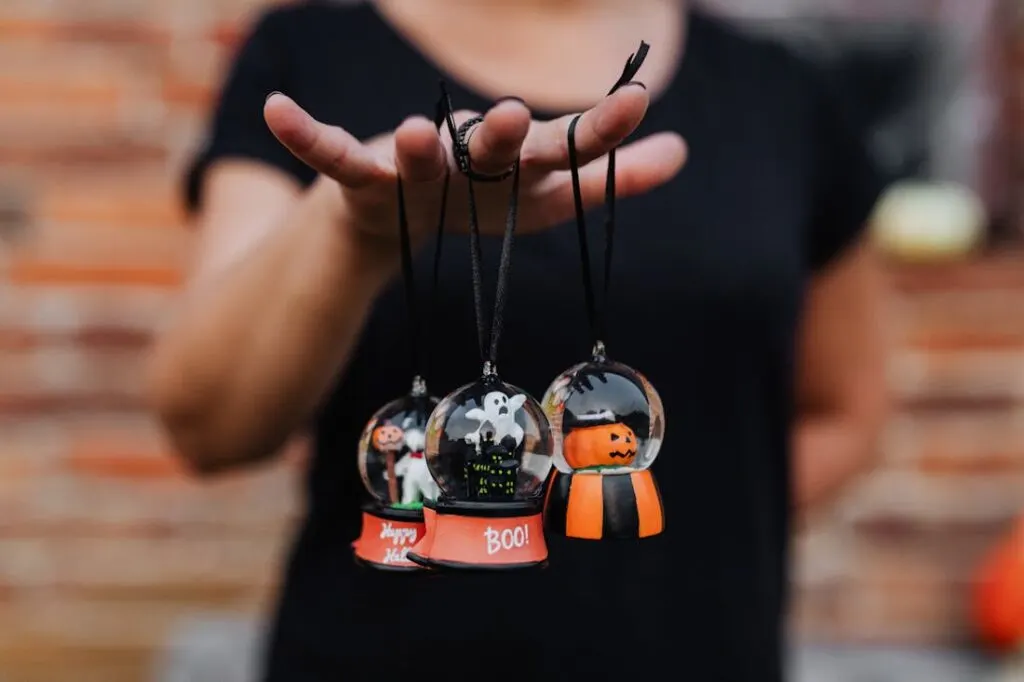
[352, 503, 426, 571]
[544, 469, 664, 540]
[407, 499, 547, 571]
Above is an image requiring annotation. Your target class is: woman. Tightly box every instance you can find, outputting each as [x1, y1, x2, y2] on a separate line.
[149, 0, 889, 679]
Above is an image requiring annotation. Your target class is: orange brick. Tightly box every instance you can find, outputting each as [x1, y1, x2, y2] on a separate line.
[65, 452, 184, 480]
[0, 142, 167, 167]
[0, 535, 284, 594]
[0, 330, 38, 350]
[791, 582, 846, 642]
[0, 0, 173, 42]
[0, 39, 167, 165]
[890, 254, 1024, 293]
[8, 262, 184, 288]
[0, 39, 161, 102]
[0, 412, 299, 535]
[35, 172, 185, 230]
[60, 413, 182, 480]
[0, 285, 177, 337]
[883, 410, 1024, 473]
[889, 348, 1024, 405]
[839, 470, 1024, 528]
[0, 345, 150, 410]
[0, 79, 123, 107]
[894, 289, 1024, 351]
[0, 596, 264, 682]
[6, 222, 193, 286]
[831, 534, 981, 644]
[0, 467, 299, 538]
[206, 20, 246, 49]
[162, 39, 229, 109]
[19, 220, 193, 264]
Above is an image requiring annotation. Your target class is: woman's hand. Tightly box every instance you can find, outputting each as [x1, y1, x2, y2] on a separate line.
[263, 86, 686, 246]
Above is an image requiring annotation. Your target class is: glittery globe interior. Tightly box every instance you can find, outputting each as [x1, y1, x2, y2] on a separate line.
[425, 379, 553, 502]
[542, 359, 664, 474]
[357, 393, 440, 509]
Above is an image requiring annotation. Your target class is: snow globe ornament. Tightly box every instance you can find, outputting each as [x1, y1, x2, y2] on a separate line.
[542, 343, 665, 540]
[406, 368, 554, 570]
[352, 377, 439, 571]
[541, 41, 665, 540]
[408, 83, 553, 570]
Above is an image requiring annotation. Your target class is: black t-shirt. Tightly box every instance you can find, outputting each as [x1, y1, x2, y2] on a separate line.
[186, 2, 887, 680]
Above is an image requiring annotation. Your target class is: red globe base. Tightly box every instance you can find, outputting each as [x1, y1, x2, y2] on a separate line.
[407, 499, 547, 571]
[351, 503, 425, 571]
[544, 468, 664, 540]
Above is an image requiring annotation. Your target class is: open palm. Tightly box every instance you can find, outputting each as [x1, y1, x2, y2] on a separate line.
[263, 85, 687, 243]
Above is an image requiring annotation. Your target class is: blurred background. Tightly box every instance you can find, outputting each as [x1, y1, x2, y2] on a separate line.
[0, 0, 1023, 680]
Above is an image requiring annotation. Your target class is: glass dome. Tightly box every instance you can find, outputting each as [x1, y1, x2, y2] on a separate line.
[542, 358, 664, 474]
[425, 378, 553, 502]
[357, 391, 440, 510]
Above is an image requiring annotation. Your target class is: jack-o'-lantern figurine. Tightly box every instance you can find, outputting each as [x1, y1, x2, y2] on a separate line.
[540, 40, 662, 540]
[563, 421, 638, 470]
[373, 424, 404, 450]
[541, 342, 665, 541]
[352, 376, 440, 571]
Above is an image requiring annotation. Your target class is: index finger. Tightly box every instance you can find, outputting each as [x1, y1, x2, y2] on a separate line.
[520, 83, 649, 172]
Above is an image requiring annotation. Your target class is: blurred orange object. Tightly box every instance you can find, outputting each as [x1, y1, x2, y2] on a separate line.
[973, 514, 1024, 653]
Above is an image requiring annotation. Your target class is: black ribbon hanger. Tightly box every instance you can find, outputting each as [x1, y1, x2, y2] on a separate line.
[567, 41, 649, 358]
[437, 81, 522, 378]
[394, 91, 453, 390]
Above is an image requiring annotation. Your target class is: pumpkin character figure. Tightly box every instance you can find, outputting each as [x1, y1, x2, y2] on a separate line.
[563, 421, 637, 471]
[372, 423, 405, 505]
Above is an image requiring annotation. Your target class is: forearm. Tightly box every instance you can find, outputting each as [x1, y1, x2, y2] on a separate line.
[792, 411, 882, 511]
[148, 178, 397, 474]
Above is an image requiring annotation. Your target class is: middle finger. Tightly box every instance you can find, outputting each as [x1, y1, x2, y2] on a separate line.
[462, 99, 532, 175]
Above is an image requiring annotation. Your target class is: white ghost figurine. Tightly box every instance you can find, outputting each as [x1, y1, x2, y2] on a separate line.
[464, 391, 526, 449]
[393, 416, 439, 505]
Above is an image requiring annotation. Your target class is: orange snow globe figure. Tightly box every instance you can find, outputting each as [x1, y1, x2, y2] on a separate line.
[352, 376, 439, 571]
[541, 41, 664, 541]
[406, 367, 554, 570]
[542, 342, 665, 540]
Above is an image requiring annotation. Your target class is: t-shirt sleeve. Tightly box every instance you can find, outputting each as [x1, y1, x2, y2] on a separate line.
[183, 9, 318, 213]
[803, 62, 893, 272]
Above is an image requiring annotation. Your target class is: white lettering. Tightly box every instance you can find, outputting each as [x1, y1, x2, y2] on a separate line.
[382, 547, 410, 564]
[379, 522, 418, 546]
[484, 523, 530, 555]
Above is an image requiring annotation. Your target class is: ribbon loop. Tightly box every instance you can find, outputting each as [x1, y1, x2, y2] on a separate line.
[568, 41, 650, 350]
[436, 81, 521, 373]
[394, 89, 452, 382]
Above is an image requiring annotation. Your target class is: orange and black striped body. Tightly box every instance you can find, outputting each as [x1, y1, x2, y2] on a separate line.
[544, 469, 664, 540]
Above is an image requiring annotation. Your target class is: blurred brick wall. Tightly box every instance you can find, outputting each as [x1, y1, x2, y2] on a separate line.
[0, 1, 302, 681]
[0, 1, 1021, 681]
[793, 257, 1024, 645]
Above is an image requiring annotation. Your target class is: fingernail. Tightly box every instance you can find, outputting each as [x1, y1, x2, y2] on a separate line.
[495, 95, 527, 106]
[265, 90, 282, 103]
[624, 80, 646, 90]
